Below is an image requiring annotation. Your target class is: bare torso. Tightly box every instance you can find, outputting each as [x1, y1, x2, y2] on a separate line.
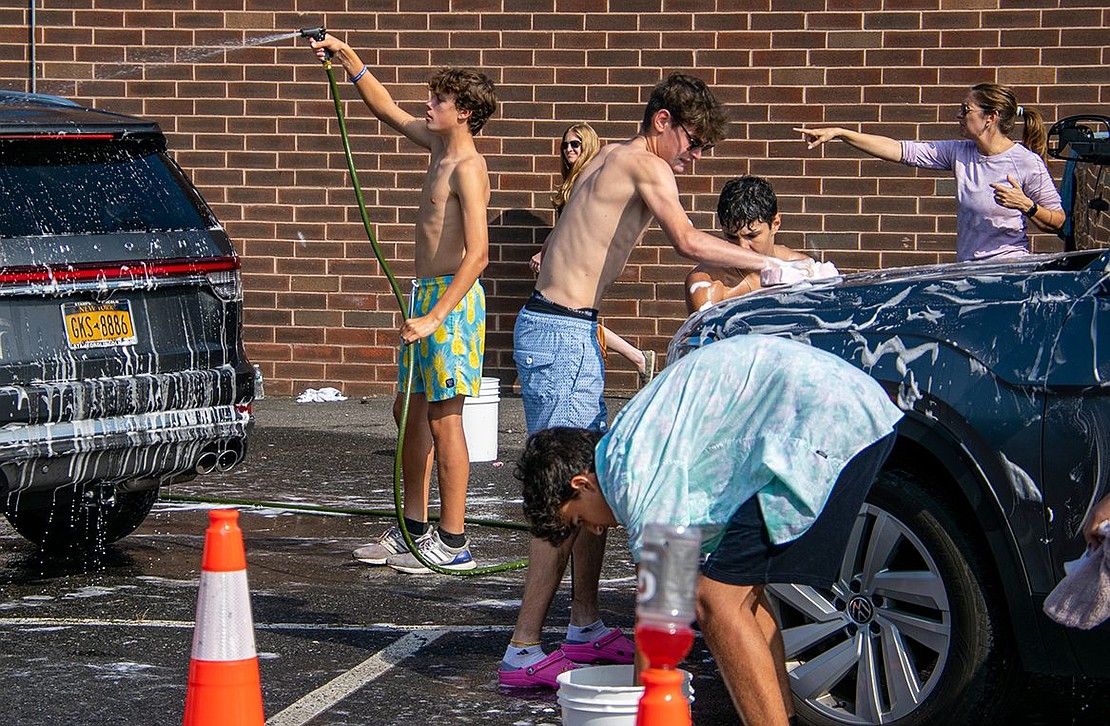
[685, 243, 809, 313]
[535, 140, 659, 309]
[415, 148, 488, 279]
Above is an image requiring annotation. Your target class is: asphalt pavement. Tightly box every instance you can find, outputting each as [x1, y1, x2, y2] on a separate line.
[0, 392, 737, 725]
[1, 394, 1107, 725]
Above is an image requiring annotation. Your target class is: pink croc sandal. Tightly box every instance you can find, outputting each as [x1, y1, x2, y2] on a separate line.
[498, 648, 581, 689]
[561, 628, 635, 665]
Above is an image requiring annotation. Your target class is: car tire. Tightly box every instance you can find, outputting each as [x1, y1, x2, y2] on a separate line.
[2, 485, 159, 551]
[767, 468, 1019, 726]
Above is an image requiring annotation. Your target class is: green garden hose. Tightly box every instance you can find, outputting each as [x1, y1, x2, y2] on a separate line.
[306, 57, 529, 575]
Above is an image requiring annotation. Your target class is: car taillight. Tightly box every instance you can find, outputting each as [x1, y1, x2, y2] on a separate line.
[0, 133, 117, 140]
[205, 267, 242, 302]
[0, 255, 241, 293]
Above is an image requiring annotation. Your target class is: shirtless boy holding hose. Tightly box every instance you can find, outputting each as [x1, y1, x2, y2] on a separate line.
[309, 33, 496, 573]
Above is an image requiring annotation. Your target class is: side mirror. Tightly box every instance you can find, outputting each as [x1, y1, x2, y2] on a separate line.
[1047, 115, 1110, 164]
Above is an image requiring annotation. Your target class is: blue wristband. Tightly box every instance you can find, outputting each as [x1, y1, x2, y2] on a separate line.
[349, 66, 368, 84]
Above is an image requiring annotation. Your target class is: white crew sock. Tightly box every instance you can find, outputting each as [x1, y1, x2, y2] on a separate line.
[566, 618, 608, 644]
[501, 643, 547, 669]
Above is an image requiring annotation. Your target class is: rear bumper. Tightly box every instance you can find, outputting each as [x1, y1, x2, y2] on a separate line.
[0, 365, 254, 498]
[1, 403, 252, 496]
[0, 365, 250, 425]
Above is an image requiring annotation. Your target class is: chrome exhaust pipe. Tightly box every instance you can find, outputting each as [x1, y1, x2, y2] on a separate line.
[215, 440, 245, 473]
[196, 451, 218, 475]
[215, 449, 238, 473]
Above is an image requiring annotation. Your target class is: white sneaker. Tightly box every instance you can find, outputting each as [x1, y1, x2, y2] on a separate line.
[352, 526, 428, 565]
[386, 529, 476, 573]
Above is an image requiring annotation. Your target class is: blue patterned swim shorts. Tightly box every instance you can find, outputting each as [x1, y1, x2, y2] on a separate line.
[513, 301, 607, 435]
[398, 275, 485, 402]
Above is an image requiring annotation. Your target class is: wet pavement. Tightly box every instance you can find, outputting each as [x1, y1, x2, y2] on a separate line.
[1, 394, 1107, 725]
[0, 394, 729, 725]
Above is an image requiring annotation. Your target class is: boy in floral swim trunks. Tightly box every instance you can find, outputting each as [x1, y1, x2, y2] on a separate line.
[310, 33, 497, 573]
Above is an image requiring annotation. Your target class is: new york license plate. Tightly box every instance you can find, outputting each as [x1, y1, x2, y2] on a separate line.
[62, 301, 138, 349]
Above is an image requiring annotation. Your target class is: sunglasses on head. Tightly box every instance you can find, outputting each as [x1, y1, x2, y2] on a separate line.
[561, 140, 582, 151]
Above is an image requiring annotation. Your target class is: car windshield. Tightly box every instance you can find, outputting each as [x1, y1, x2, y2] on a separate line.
[0, 137, 216, 238]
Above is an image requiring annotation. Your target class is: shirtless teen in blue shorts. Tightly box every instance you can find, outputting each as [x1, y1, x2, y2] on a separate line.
[502, 74, 797, 688]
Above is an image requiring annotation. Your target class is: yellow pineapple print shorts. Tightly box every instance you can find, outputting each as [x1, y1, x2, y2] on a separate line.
[398, 275, 486, 402]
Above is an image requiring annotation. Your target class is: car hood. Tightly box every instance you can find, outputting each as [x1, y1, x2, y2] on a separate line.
[669, 249, 1110, 388]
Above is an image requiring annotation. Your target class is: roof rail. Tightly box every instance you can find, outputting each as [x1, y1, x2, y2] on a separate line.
[0, 90, 81, 108]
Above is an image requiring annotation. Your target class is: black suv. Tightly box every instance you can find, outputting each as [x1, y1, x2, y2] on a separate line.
[0, 91, 255, 551]
[668, 249, 1110, 725]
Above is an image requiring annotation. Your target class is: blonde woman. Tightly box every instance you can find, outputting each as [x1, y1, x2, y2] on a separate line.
[796, 83, 1063, 262]
[531, 123, 656, 385]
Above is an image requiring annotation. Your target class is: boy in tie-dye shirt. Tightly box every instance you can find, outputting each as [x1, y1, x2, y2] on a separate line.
[517, 334, 902, 725]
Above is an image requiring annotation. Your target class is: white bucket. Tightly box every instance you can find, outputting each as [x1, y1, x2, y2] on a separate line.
[462, 376, 500, 462]
[556, 665, 694, 726]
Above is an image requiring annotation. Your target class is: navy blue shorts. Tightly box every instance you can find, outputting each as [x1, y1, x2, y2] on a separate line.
[700, 433, 896, 588]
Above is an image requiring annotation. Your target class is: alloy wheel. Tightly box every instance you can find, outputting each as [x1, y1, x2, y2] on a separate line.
[768, 503, 952, 724]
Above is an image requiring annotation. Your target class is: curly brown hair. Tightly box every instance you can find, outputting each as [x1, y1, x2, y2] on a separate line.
[641, 72, 728, 146]
[515, 427, 603, 546]
[428, 67, 497, 136]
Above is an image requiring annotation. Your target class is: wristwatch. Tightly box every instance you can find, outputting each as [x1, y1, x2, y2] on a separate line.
[1024, 202, 1039, 218]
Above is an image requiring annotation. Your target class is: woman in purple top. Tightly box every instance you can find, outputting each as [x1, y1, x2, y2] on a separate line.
[795, 83, 1064, 262]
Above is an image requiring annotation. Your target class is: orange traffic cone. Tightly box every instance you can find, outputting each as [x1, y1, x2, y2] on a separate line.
[183, 509, 265, 726]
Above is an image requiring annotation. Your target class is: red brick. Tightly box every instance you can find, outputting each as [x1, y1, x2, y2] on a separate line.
[9, 3, 1099, 394]
[922, 10, 981, 29]
[751, 12, 806, 30]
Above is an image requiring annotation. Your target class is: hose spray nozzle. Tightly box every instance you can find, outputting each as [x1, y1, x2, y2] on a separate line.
[299, 27, 331, 61]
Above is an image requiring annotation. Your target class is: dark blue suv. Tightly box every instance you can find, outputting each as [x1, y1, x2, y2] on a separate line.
[0, 91, 255, 551]
[668, 250, 1110, 725]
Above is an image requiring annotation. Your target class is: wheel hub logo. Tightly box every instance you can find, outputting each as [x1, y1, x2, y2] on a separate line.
[846, 596, 874, 624]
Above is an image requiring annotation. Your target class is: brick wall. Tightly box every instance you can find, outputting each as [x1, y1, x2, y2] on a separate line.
[2, 2, 1108, 396]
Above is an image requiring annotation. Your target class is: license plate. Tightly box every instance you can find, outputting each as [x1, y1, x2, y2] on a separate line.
[62, 301, 138, 349]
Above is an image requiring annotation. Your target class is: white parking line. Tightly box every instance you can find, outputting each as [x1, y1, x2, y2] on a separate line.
[265, 630, 447, 726]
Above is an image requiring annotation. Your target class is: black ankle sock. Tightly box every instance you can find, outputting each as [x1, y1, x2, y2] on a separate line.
[403, 518, 428, 537]
[788, 716, 799, 726]
[437, 528, 466, 548]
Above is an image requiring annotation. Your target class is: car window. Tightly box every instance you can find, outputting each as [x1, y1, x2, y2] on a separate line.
[0, 137, 217, 240]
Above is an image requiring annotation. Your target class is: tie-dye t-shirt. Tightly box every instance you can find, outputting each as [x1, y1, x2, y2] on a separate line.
[594, 335, 903, 561]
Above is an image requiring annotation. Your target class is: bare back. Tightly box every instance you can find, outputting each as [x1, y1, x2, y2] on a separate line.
[536, 140, 662, 309]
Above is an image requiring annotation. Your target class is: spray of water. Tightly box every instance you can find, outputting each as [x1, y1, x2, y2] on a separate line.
[93, 31, 303, 81]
